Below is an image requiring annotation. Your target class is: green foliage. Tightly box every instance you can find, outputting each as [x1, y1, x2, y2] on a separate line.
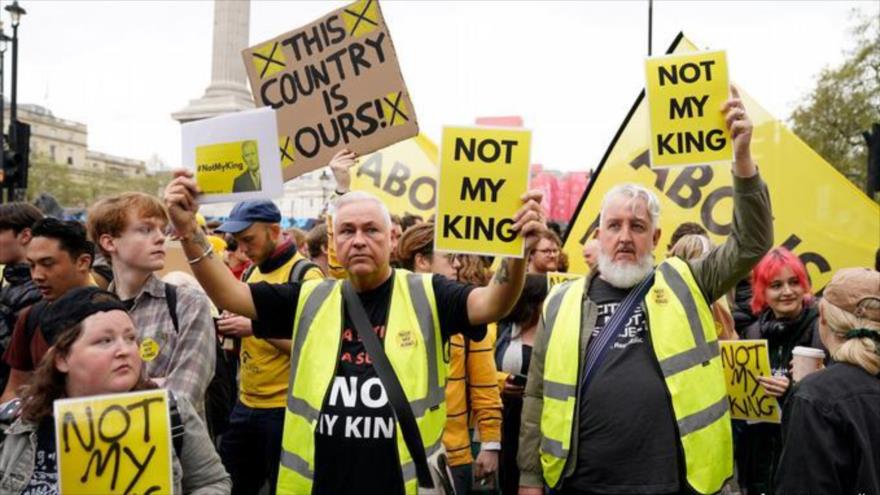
[25, 154, 171, 208]
[789, 12, 880, 198]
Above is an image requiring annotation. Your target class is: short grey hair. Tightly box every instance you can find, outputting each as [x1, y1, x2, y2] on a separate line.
[333, 191, 392, 230]
[599, 183, 661, 229]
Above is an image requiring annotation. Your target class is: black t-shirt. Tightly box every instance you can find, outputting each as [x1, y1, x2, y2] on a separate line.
[21, 417, 58, 495]
[567, 277, 681, 494]
[250, 273, 485, 495]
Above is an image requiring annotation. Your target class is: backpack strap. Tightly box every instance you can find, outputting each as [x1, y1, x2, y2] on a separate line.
[167, 391, 185, 460]
[241, 263, 257, 283]
[24, 300, 49, 339]
[164, 283, 180, 334]
[289, 258, 320, 283]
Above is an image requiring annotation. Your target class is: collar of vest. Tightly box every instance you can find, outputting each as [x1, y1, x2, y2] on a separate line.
[259, 240, 297, 274]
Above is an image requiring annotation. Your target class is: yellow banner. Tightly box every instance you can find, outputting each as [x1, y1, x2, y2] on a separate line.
[350, 134, 438, 218]
[562, 35, 880, 292]
[195, 140, 257, 194]
[54, 389, 173, 494]
[436, 127, 531, 257]
[547, 271, 582, 290]
[646, 50, 732, 167]
[719, 339, 780, 423]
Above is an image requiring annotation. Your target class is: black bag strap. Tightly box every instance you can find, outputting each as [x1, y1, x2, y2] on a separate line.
[580, 273, 654, 392]
[341, 280, 434, 489]
[289, 258, 320, 283]
[167, 391, 185, 459]
[25, 300, 49, 339]
[164, 283, 180, 334]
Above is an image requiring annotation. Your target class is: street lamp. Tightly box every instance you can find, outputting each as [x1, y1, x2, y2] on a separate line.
[5, 0, 25, 130]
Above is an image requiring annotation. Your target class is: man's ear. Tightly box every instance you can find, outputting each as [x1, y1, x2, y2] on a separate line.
[652, 227, 662, 248]
[268, 223, 282, 241]
[76, 253, 93, 274]
[18, 228, 32, 246]
[98, 234, 117, 256]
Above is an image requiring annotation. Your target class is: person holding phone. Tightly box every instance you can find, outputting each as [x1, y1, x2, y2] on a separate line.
[494, 274, 548, 495]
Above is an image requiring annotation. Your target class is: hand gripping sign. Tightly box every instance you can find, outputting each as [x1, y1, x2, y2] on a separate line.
[719, 340, 781, 423]
[242, 0, 418, 181]
[436, 127, 531, 257]
[645, 50, 733, 168]
[54, 389, 173, 495]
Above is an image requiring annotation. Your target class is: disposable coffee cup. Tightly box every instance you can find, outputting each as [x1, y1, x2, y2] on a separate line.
[791, 346, 825, 382]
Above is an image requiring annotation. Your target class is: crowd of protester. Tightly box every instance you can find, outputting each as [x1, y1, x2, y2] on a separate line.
[0, 91, 875, 495]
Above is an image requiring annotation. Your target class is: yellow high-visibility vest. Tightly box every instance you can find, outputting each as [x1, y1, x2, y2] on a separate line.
[540, 257, 732, 494]
[277, 269, 447, 494]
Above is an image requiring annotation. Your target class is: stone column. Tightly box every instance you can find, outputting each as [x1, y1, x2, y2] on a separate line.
[172, 0, 255, 123]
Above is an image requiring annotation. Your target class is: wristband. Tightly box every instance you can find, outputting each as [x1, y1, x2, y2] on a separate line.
[187, 244, 214, 265]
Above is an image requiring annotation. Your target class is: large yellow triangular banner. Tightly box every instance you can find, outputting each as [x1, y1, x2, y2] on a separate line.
[562, 34, 880, 290]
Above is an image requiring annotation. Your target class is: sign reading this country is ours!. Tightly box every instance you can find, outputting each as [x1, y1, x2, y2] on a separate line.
[242, 0, 419, 181]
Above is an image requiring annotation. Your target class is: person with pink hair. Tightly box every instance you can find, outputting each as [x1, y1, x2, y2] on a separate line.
[737, 247, 826, 494]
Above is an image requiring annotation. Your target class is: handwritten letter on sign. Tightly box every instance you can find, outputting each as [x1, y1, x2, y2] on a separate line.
[54, 389, 173, 494]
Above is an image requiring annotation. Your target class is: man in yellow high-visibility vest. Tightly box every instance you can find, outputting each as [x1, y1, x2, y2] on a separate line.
[518, 87, 774, 495]
[164, 175, 547, 495]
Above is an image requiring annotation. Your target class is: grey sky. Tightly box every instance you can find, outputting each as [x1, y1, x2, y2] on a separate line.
[13, 0, 878, 173]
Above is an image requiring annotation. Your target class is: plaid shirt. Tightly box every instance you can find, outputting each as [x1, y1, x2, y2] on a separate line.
[110, 274, 215, 418]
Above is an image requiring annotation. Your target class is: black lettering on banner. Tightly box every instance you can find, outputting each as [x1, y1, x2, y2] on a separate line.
[701, 186, 732, 236]
[667, 165, 713, 209]
[780, 234, 832, 278]
[383, 161, 410, 197]
[293, 93, 398, 159]
[658, 60, 717, 86]
[322, 84, 348, 115]
[442, 215, 516, 242]
[657, 129, 727, 156]
[454, 138, 518, 164]
[459, 177, 506, 202]
[669, 94, 709, 120]
[578, 215, 600, 246]
[354, 154, 436, 212]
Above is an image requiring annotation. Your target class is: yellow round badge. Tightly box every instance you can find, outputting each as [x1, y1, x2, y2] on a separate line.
[140, 338, 160, 362]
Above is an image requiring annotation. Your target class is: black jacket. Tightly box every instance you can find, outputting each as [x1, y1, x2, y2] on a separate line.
[0, 263, 40, 351]
[776, 363, 880, 494]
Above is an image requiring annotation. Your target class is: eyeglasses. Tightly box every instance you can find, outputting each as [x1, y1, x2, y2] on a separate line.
[535, 248, 559, 255]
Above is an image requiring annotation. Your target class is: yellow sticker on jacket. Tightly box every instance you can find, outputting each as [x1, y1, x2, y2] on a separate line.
[140, 338, 160, 362]
[397, 330, 417, 349]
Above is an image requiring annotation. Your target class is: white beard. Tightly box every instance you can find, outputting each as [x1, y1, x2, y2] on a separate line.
[598, 251, 654, 289]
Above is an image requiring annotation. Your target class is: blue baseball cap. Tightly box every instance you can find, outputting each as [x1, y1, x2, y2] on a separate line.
[215, 200, 281, 234]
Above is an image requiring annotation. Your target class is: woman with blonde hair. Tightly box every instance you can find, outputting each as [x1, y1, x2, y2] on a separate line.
[775, 268, 880, 494]
[669, 234, 737, 341]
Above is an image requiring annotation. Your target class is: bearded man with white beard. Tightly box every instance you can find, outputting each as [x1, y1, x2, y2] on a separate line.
[518, 86, 773, 495]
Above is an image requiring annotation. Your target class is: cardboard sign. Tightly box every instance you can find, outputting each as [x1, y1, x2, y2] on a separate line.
[182, 107, 284, 204]
[719, 340, 781, 423]
[242, 0, 418, 181]
[547, 271, 581, 290]
[54, 389, 173, 494]
[561, 35, 880, 289]
[436, 127, 530, 257]
[351, 134, 438, 217]
[645, 50, 732, 168]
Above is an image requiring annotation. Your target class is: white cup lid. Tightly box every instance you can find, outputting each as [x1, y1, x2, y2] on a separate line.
[792, 346, 826, 359]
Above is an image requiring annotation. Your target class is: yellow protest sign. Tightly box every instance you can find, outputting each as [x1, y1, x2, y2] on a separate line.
[719, 340, 780, 423]
[562, 34, 880, 292]
[195, 139, 257, 194]
[351, 134, 438, 218]
[54, 389, 173, 494]
[547, 271, 581, 290]
[646, 50, 732, 168]
[436, 127, 531, 257]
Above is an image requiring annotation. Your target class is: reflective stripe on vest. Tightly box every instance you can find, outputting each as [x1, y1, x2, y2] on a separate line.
[539, 279, 584, 488]
[276, 270, 447, 495]
[541, 259, 732, 494]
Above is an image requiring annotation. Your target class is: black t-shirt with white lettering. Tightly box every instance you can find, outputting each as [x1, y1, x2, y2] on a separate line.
[21, 418, 58, 495]
[250, 273, 485, 495]
[566, 277, 681, 494]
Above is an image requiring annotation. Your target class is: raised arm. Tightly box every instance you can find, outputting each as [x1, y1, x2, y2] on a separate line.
[467, 191, 547, 325]
[163, 171, 258, 319]
[693, 85, 773, 301]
